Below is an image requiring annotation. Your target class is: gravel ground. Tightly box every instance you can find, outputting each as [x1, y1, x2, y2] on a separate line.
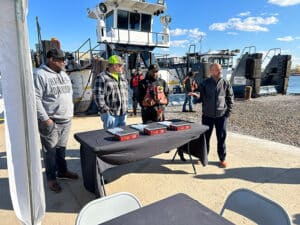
[164, 95, 300, 148]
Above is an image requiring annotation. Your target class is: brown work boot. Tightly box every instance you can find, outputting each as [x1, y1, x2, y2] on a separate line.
[57, 170, 79, 180]
[48, 180, 62, 193]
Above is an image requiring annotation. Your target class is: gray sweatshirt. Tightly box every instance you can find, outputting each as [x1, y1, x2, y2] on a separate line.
[33, 65, 73, 122]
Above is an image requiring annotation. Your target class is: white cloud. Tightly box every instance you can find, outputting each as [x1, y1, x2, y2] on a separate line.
[295, 36, 300, 40]
[170, 40, 189, 48]
[209, 16, 278, 32]
[170, 28, 206, 39]
[170, 28, 206, 48]
[187, 28, 206, 39]
[268, 0, 300, 6]
[170, 28, 188, 36]
[277, 36, 294, 41]
[239, 11, 251, 17]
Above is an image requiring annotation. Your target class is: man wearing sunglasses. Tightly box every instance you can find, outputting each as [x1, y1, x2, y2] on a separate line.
[33, 48, 78, 193]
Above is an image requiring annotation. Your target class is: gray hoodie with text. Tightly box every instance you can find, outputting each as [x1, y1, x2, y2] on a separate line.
[33, 64, 73, 123]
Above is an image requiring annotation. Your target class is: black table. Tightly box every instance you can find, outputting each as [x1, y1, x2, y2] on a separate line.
[99, 193, 234, 225]
[74, 122, 208, 196]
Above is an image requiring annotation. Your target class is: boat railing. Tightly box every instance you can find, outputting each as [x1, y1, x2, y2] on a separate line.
[261, 48, 281, 70]
[240, 46, 256, 57]
[100, 27, 169, 48]
[72, 38, 102, 66]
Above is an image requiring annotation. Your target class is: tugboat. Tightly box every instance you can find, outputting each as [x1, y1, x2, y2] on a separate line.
[73, 0, 171, 113]
[33, 0, 172, 113]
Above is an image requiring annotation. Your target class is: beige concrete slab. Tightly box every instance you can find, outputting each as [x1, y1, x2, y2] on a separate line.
[0, 115, 299, 225]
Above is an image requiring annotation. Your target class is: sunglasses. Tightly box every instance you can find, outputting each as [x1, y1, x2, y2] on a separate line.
[53, 57, 65, 61]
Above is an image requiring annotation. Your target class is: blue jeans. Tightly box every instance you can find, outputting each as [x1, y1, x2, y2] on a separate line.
[202, 115, 227, 161]
[101, 113, 127, 129]
[39, 121, 71, 180]
[182, 94, 193, 112]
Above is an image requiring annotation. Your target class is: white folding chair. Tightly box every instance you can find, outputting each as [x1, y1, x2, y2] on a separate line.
[220, 188, 291, 225]
[76, 192, 142, 225]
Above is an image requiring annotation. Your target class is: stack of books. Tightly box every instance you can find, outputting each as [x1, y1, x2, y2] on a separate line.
[107, 127, 139, 141]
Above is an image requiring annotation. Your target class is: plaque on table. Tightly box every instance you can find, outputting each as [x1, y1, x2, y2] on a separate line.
[169, 121, 191, 131]
[158, 120, 191, 131]
[143, 123, 167, 135]
[107, 127, 139, 141]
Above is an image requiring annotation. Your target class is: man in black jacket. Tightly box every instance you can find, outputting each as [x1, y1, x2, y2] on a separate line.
[138, 64, 169, 124]
[189, 63, 234, 168]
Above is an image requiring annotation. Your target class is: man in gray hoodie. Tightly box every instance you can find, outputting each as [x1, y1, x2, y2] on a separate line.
[34, 49, 78, 193]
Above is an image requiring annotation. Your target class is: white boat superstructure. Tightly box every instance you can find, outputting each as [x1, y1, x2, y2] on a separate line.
[87, 0, 170, 49]
[193, 49, 240, 81]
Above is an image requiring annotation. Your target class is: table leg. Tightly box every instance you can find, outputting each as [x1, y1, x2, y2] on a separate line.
[187, 142, 197, 174]
[96, 159, 107, 197]
[172, 149, 178, 161]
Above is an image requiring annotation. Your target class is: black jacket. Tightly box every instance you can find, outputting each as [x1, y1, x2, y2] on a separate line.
[198, 77, 234, 118]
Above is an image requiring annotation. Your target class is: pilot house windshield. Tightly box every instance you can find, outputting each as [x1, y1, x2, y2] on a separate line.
[117, 9, 151, 32]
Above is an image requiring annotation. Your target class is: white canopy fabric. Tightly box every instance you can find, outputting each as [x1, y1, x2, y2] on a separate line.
[0, 0, 45, 225]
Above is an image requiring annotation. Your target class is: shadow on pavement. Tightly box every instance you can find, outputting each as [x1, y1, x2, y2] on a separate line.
[293, 213, 300, 225]
[194, 167, 300, 184]
[103, 157, 193, 184]
[0, 178, 13, 210]
[0, 152, 7, 169]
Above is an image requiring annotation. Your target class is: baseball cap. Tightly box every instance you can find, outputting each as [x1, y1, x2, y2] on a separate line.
[46, 48, 65, 60]
[148, 64, 159, 72]
[108, 55, 124, 65]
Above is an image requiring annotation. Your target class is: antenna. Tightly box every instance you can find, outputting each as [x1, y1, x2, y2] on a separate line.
[160, 15, 171, 26]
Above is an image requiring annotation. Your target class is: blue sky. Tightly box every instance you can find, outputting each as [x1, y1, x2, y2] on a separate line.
[27, 0, 300, 67]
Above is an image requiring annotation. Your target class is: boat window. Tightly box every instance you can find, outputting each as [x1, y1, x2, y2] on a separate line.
[141, 14, 151, 32]
[106, 11, 114, 31]
[129, 12, 140, 30]
[222, 58, 229, 66]
[117, 10, 129, 29]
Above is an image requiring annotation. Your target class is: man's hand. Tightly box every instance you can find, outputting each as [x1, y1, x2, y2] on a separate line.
[43, 119, 53, 126]
[188, 92, 200, 98]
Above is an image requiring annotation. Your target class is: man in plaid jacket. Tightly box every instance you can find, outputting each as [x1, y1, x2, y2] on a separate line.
[93, 55, 128, 129]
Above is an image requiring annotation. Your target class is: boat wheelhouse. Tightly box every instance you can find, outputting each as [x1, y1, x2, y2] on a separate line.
[87, 0, 171, 64]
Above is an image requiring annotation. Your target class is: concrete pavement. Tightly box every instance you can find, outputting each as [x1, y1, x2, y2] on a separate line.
[0, 115, 299, 225]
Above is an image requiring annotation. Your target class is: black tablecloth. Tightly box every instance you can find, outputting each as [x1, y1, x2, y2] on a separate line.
[99, 193, 234, 225]
[74, 122, 208, 194]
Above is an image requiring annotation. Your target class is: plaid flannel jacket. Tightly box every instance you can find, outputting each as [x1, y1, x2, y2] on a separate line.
[93, 70, 128, 115]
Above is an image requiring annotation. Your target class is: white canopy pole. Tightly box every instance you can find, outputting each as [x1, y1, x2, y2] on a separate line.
[0, 0, 45, 224]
